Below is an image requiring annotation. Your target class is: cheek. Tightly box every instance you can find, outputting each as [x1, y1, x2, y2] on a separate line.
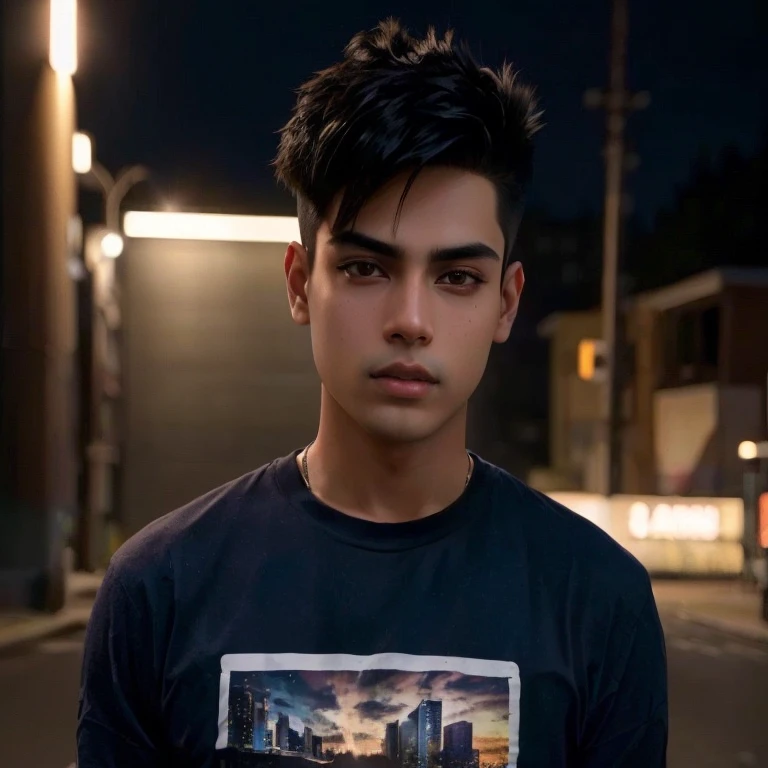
[311, 294, 373, 363]
[444, 301, 499, 346]
[442, 305, 499, 376]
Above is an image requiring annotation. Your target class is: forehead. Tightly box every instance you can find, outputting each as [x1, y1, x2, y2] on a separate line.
[320, 168, 505, 256]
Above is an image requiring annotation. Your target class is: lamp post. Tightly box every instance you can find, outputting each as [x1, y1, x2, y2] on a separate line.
[73, 132, 149, 570]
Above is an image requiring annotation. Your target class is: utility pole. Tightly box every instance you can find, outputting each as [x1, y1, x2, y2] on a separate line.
[585, 0, 649, 496]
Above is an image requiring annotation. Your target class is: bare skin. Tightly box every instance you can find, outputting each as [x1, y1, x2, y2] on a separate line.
[285, 167, 524, 523]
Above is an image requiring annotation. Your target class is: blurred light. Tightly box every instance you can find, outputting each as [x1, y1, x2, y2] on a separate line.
[578, 339, 596, 381]
[67, 256, 86, 281]
[628, 501, 720, 542]
[759, 493, 768, 550]
[101, 232, 124, 258]
[738, 441, 758, 460]
[123, 211, 301, 243]
[72, 132, 92, 174]
[577, 339, 605, 382]
[50, 0, 77, 75]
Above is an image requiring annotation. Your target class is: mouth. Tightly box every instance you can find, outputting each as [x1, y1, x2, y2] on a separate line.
[369, 364, 438, 399]
[370, 364, 439, 385]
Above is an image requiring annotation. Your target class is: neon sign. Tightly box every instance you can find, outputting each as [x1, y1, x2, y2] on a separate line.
[628, 501, 721, 541]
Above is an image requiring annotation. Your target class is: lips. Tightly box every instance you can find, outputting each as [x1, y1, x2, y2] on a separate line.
[370, 363, 438, 384]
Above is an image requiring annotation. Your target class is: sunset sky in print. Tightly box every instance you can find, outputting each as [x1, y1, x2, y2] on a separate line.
[229, 669, 510, 766]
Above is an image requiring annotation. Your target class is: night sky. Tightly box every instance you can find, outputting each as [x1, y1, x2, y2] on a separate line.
[74, 0, 764, 223]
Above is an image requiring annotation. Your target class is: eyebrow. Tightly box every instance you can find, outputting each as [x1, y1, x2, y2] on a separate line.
[327, 230, 501, 263]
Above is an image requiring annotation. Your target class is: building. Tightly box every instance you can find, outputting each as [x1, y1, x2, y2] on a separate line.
[443, 721, 472, 756]
[399, 718, 417, 768]
[312, 735, 323, 758]
[628, 268, 768, 497]
[532, 309, 604, 492]
[533, 268, 768, 497]
[304, 727, 314, 755]
[275, 713, 290, 750]
[2, 0, 78, 610]
[408, 700, 443, 768]
[385, 721, 400, 761]
[443, 721, 477, 768]
[228, 686, 254, 750]
[252, 693, 269, 750]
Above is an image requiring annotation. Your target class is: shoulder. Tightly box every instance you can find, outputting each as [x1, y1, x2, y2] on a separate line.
[483, 460, 653, 612]
[106, 460, 277, 597]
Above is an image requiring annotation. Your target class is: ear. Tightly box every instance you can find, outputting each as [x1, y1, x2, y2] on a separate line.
[493, 261, 525, 343]
[285, 241, 311, 326]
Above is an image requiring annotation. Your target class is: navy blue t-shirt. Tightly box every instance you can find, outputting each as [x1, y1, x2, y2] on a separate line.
[77, 450, 667, 767]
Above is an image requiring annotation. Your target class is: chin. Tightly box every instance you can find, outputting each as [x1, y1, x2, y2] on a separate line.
[353, 406, 456, 445]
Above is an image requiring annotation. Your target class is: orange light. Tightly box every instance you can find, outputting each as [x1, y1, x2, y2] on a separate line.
[578, 339, 597, 381]
[759, 492, 768, 550]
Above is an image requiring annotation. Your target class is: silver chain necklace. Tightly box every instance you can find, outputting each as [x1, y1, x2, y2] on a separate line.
[299, 440, 474, 494]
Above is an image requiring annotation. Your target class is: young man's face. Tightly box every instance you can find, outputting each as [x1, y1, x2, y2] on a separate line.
[286, 167, 524, 444]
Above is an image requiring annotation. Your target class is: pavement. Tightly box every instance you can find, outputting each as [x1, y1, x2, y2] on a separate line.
[1, 572, 766, 652]
[0, 570, 103, 653]
[652, 578, 768, 644]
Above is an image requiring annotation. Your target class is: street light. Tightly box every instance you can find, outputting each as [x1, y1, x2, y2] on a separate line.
[72, 132, 150, 230]
[49, 0, 78, 76]
[72, 133, 150, 571]
[739, 440, 768, 461]
[72, 131, 92, 174]
[739, 441, 758, 461]
[100, 232, 124, 259]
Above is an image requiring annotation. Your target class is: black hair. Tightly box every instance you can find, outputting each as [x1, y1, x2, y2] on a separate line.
[273, 18, 543, 269]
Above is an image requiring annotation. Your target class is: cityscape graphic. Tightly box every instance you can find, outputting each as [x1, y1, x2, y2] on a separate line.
[216, 668, 511, 768]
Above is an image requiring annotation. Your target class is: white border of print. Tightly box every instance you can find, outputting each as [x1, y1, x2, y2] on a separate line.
[217, 653, 521, 767]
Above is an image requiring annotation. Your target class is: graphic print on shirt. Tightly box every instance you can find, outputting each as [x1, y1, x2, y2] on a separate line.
[216, 653, 521, 768]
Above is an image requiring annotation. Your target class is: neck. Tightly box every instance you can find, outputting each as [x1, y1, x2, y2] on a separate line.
[301, 386, 471, 523]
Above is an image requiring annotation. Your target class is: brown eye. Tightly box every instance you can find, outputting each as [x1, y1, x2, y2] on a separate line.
[338, 261, 385, 279]
[354, 262, 378, 277]
[438, 270, 481, 287]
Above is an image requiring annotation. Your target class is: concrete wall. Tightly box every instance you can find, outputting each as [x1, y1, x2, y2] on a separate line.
[1, 0, 78, 609]
[652, 384, 761, 498]
[121, 238, 320, 537]
[654, 384, 719, 495]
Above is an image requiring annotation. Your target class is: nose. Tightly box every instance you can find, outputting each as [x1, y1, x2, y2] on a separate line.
[382, 275, 434, 346]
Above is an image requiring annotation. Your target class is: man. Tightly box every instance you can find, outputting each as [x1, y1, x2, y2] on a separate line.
[77, 19, 667, 767]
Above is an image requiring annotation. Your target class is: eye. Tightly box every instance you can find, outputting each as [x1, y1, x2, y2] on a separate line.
[337, 261, 385, 279]
[436, 270, 484, 287]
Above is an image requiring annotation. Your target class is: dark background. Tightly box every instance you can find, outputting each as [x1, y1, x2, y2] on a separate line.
[75, 0, 765, 224]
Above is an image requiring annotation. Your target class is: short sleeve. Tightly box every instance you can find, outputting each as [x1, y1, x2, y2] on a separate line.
[77, 564, 162, 767]
[581, 584, 669, 766]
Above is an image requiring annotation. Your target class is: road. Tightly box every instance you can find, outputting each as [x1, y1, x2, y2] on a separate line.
[0, 613, 766, 768]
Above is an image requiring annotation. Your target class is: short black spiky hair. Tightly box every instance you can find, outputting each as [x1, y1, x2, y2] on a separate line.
[274, 19, 543, 266]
